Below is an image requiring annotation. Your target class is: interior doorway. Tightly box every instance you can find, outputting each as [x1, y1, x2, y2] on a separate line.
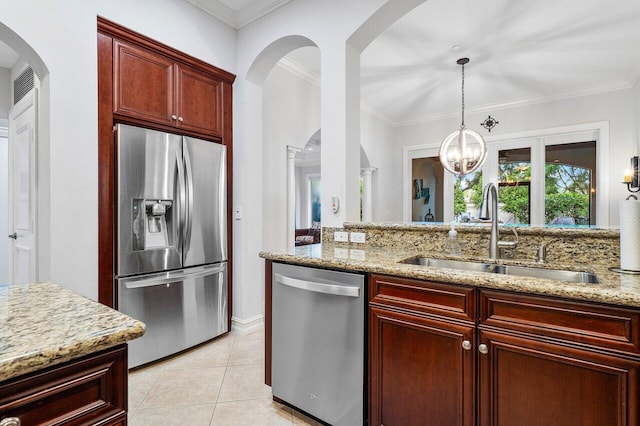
[0, 28, 45, 285]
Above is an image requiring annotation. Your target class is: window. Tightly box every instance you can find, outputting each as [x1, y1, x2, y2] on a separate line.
[545, 142, 595, 226]
[309, 176, 321, 224]
[498, 148, 531, 225]
[404, 122, 607, 226]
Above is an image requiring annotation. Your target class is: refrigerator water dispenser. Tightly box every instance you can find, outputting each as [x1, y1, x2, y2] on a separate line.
[131, 199, 173, 250]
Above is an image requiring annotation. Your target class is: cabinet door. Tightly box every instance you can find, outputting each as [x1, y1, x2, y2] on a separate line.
[176, 64, 223, 137]
[0, 345, 128, 425]
[369, 306, 475, 426]
[478, 329, 640, 426]
[113, 40, 175, 126]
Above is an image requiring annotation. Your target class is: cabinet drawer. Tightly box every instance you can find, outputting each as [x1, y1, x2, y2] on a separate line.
[370, 274, 476, 322]
[480, 290, 640, 355]
[0, 345, 128, 426]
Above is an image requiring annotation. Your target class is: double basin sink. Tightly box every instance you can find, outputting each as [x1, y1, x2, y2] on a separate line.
[400, 257, 599, 284]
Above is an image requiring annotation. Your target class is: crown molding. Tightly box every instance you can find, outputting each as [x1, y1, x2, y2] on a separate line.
[394, 79, 634, 128]
[360, 102, 396, 127]
[185, 0, 290, 29]
[236, 0, 291, 28]
[277, 57, 320, 87]
[187, 0, 236, 27]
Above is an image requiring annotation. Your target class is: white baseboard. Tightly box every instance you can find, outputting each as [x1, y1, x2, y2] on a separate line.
[231, 314, 264, 334]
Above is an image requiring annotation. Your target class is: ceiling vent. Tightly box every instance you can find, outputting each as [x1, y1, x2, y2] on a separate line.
[13, 67, 34, 105]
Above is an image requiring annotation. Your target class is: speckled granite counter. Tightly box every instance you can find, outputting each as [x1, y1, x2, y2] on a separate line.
[0, 282, 145, 382]
[260, 242, 640, 309]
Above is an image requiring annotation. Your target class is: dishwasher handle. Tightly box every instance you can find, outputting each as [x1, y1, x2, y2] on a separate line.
[274, 273, 360, 298]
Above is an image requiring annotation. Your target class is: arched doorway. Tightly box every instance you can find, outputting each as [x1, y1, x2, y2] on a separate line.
[0, 22, 49, 284]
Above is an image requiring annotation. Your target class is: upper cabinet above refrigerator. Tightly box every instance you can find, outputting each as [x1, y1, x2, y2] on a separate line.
[112, 39, 230, 139]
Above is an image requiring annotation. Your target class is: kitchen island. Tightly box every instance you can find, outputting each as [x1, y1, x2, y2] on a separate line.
[261, 224, 640, 426]
[0, 282, 145, 425]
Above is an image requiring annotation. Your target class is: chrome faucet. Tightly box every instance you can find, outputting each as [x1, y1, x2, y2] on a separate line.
[478, 183, 519, 259]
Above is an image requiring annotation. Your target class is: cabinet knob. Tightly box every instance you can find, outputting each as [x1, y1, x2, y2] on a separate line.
[171, 114, 178, 120]
[0, 418, 21, 426]
[178, 116, 184, 122]
[462, 340, 472, 351]
[478, 344, 489, 355]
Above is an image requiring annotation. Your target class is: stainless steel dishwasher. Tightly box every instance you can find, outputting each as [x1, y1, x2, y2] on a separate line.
[272, 263, 365, 426]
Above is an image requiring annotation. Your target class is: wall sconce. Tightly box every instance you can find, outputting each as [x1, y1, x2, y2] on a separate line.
[623, 156, 640, 192]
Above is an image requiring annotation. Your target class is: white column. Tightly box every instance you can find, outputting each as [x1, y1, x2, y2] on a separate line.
[286, 146, 301, 250]
[361, 167, 376, 222]
[321, 42, 361, 227]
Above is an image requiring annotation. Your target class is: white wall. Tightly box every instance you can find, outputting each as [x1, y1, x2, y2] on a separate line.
[0, 0, 236, 299]
[361, 110, 396, 221]
[0, 68, 10, 118]
[262, 63, 321, 251]
[395, 87, 636, 226]
[634, 78, 640, 153]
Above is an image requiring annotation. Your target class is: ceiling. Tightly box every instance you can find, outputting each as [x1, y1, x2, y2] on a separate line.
[282, 0, 640, 127]
[185, 0, 291, 28]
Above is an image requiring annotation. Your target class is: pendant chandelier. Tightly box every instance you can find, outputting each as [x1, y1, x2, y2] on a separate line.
[438, 58, 487, 176]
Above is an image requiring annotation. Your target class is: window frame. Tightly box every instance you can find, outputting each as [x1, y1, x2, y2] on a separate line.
[403, 121, 609, 226]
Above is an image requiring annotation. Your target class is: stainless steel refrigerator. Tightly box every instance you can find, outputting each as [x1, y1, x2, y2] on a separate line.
[115, 124, 228, 368]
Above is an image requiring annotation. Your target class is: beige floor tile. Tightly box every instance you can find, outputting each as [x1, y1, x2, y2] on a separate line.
[235, 328, 265, 343]
[163, 336, 235, 370]
[141, 367, 226, 408]
[128, 369, 162, 411]
[228, 336, 264, 366]
[292, 410, 325, 426]
[210, 398, 293, 425]
[217, 364, 271, 402]
[129, 403, 215, 426]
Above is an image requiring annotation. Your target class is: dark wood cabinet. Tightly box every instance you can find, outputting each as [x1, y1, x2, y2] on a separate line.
[369, 274, 476, 426]
[478, 329, 640, 426]
[175, 63, 223, 136]
[0, 345, 128, 426]
[98, 17, 235, 312]
[113, 40, 224, 138]
[369, 305, 475, 426]
[478, 289, 640, 426]
[114, 40, 175, 126]
[367, 275, 640, 426]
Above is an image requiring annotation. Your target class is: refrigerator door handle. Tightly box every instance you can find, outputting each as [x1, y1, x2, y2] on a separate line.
[121, 264, 226, 289]
[183, 144, 195, 254]
[274, 273, 361, 297]
[176, 152, 187, 248]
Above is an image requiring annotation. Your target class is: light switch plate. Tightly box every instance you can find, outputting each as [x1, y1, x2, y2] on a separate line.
[334, 231, 349, 242]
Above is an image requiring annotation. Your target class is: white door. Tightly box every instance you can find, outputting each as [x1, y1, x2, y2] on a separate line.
[8, 90, 37, 284]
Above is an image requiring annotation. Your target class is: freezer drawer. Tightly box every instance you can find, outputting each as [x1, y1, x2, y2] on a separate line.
[117, 263, 228, 368]
[272, 263, 365, 426]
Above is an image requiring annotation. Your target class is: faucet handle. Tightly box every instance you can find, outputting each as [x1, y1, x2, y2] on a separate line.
[497, 227, 519, 249]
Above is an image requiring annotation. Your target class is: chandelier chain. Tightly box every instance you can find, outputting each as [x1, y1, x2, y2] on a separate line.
[461, 62, 465, 128]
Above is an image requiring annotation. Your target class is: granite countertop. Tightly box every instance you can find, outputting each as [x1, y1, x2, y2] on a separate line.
[260, 243, 640, 308]
[0, 282, 145, 382]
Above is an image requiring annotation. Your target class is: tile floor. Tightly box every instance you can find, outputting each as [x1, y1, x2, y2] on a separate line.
[128, 327, 323, 425]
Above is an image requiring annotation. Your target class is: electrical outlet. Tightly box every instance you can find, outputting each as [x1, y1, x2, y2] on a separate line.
[350, 249, 366, 260]
[350, 232, 366, 243]
[334, 231, 349, 242]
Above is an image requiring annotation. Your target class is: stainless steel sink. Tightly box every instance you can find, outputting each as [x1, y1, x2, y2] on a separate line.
[400, 257, 599, 284]
[401, 257, 501, 273]
[499, 264, 599, 284]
